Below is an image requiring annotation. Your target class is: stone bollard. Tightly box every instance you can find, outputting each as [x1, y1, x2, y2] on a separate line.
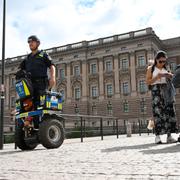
[126, 122, 132, 137]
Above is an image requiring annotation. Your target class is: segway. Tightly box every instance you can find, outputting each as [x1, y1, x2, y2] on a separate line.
[15, 70, 65, 150]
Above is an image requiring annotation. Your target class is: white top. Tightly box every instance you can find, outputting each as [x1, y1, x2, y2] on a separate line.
[152, 66, 168, 85]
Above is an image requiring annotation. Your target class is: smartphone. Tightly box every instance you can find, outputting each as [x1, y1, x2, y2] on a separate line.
[161, 73, 169, 77]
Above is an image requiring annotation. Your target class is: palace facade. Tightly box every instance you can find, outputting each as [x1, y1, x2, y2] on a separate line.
[1, 27, 180, 131]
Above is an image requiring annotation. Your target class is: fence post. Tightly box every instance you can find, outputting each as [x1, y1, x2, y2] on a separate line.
[124, 120, 126, 134]
[14, 119, 17, 149]
[138, 119, 141, 136]
[147, 120, 149, 135]
[100, 118, 103, 140]
[116, 119, 119, 139]
[83, 119, 86, 137]
[80, 117, 83, 142]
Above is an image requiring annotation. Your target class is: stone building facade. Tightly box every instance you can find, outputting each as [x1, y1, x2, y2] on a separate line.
[1, 27, 180, 130]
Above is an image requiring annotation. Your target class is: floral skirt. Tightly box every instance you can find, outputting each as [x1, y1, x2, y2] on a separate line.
[151, 84, 177, 135]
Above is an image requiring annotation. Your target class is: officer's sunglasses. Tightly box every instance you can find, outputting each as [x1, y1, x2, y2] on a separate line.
[28, 40, 33, 43]
[158, 60, 166, 64]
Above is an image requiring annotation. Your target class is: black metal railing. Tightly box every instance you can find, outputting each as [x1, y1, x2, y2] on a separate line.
[3, 113, 154, 144]
[59, 113, 153, 142]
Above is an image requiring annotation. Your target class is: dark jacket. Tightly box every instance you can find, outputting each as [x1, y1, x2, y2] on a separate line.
[172, 64, 180, 88]
[162, 79, 176, 105]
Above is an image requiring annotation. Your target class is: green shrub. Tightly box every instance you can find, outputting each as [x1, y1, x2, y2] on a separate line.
[4, 133, 14, 144]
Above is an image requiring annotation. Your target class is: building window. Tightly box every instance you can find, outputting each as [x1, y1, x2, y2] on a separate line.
[74, 87, 81, 100]
[123, 101, 129, 113]
[139, 80, 147, 93]
[137, 43, 143, 47]
[121, 58, 129, 70]
[105, 49, 111, 53]
[92, 121, 96, 126]
[74, 54, 79, 58]
[90, 52, 95, 56]
[11, 77, 16, 87]
[11, 97, 15, 107]
[90, 64, 97, 74]
[74, 103, 79, 114]
[107, 101, 113, 115]
[137, 55, 146, 67]
[140, 98, 146, 113]
[59, 69, 65, 79]
[122, 82, 129, 95]
[106, 61, 112, 72]
[91, 86, 98, 98]
[121, 47, 127, 50]
[107, 84, 113, 96]
[74, 66, 80, 76]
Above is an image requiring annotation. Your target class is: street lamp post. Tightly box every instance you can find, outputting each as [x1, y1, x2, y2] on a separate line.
[0, 0, 6, 150]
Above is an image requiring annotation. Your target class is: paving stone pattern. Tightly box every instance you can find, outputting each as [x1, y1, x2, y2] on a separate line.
[0, 134, 180, 180]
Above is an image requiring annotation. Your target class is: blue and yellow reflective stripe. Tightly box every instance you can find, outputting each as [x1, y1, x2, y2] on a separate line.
[46, 101, 51, 108]
[58, 103, 62, 110]
[22, 80, 30, 96]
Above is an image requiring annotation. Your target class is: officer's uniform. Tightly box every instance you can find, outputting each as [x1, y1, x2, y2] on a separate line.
[20, 50, 53, 107]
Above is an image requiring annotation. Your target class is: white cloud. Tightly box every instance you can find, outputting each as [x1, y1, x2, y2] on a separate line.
[0, 0, 180, 58]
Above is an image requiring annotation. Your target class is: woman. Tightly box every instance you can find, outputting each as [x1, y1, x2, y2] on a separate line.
[146, 50, 177, 144]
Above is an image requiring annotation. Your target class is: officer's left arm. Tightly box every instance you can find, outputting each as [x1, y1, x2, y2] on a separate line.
[49, 65, 56, 88]
[43, 52, 56, 88]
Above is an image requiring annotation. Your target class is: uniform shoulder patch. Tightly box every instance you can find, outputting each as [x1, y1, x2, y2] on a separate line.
[38, 50, 48, 58]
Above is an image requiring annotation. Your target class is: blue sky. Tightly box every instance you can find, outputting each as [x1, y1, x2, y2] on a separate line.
[0, 0, 180, 58]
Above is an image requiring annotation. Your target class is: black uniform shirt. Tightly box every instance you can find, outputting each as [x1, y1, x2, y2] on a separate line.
[20, 50, 53, 79]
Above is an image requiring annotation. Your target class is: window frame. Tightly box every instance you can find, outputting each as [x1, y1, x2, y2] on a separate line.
[74, 65, 80, 76]
[74, 87, 81, 99]
[91, 86, 98, 97]
[90, 63, 97, 74]
[122, 82, 129, 95]
[123, 101, 129, 113]
[59, 68, 65, 79]
[106, 61, 113, 72]
[121, 58, 129, 70]
[107, 84, 113, 96]
[137, 55, 146, 67]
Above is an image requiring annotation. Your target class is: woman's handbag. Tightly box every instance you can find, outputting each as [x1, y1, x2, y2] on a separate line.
[147, 119, 155, 130]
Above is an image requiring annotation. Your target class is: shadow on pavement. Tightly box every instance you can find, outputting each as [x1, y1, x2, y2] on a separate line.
[141, 143, 180, 154]
[0, 148, 46, 156]
[101, 143, 158, 153]
[102, 142, 180, 154]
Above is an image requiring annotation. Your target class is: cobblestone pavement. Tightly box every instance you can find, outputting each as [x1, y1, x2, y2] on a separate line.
[0, 134, 180, 180]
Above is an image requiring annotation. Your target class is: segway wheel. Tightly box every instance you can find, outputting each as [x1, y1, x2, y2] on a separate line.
[39, 115, 64, 149]
[15, 124, 38, 150]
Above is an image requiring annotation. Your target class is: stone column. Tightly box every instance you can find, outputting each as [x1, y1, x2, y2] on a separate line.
[99, 57, 104, 101]
[147, 49, 154, 65]
[130, 52, 137, 96]
[82, 61, 88, 101]
[114, 54, 120, 98]
[66, 63, 71, 103]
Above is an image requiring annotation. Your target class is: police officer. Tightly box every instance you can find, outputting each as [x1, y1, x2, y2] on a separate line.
[20, 35, 56, 108]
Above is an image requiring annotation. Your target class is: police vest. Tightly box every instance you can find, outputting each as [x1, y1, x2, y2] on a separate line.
[25, 50, 49, 78]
